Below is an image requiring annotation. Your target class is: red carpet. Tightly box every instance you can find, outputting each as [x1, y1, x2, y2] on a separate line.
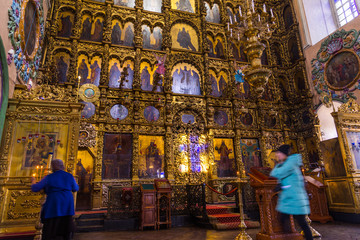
[206, 204, 260, 230]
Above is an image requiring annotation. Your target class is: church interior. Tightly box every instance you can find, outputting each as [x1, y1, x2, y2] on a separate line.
[1, 0, 360, 239]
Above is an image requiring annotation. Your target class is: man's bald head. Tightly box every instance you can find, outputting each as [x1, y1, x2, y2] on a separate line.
[51, 159, 65, 172]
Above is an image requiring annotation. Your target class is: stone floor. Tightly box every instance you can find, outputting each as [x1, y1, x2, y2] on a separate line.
[74, 222, 360, 240]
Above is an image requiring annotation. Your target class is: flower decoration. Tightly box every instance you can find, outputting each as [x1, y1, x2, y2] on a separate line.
[8, 0, 44, 85]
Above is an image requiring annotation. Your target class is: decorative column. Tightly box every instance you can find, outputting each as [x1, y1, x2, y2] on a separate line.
[132, 126, 140, 183]
[165, 126, 174, 181]
[92, 125, 104, 209]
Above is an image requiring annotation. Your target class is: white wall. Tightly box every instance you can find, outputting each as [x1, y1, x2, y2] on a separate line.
[317, 101, 342, 141]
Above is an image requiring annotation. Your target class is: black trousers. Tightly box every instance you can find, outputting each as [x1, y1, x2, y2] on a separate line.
[280, 213, 313, 240]
[42, 215, 74, 240]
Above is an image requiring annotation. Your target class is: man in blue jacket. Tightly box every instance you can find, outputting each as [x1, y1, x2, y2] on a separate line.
[270, 145, 313, 240]
[31, 159, 79, 240]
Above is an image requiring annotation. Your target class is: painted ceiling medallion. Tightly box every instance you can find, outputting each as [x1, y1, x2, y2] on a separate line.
[8, 0, 44, 84]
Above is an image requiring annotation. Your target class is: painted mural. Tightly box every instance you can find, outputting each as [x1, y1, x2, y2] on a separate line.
[171, 23, 198, 52]
[325, 51, 359, 89]
[142, 26, 162, 50]
[144, 0, 162, 13]
[240, 139, 262, 174]
[8, 0, 44, 84]
[144, 106, 160, 122]
[114, 0, 135, 7]
[214, 138, 236, 177]
[210, 70, 227, 97]
[57, 12, 73, 38]
[139, 135, 164, 178]
[205, 2, 220, 24]
[110, 104, 128, 120]
[311, 29, 360, 104]
[111, 21, 134, 47]
[172, 0, 195, 13]
[77, 55, 101, 86]
[109, 59, 134, 89]
[23, 133, 58, 168]
[102, 133, 132, 179]
[320, 138, 346, 177]
[55, 53, 70, 83]
[172, 63, 201, 95]
[214, 110, 228, 126]
[140, 62, 163, 92]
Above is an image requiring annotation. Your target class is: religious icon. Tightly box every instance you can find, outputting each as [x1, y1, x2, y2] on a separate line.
[110, 104, 128, 120]
[78, 57, 89, 85]
[320, 138, 346, 177]
[325, 51, 359, 89]
[114, 0, 135, 7]
[141, 65, 152, 91]
[182, 114, 195, 124]
[210, 73, 220, 97]
[23, 134, 57, 168]
[124, 23, 135, 47]
[214, 38, 225, 58]
[273, 43, 283, 67]
[288, 37, 300, 64]
[111, 22, 122, 45]
[81, 102, 96, 119]
[232, 42, 241, 61]
[261, 84, 273, 101]
[214, 138, 236, 177]
[207, 37, 215, 57]
[109, 62, 121, 88]
[205, 3, 221, 24]
[24, 1, 37, 56]
[102, 133, 132, 179]
[80, 17, 92, 40]
[143, 0, 162, 13]
[142, 25, 162, 50]
[172, 63, 201, 95]
[283, 5, 294, 30]
[144, 106, 160, 122]
[90, 60, 101, 86]
[265, 114, 277, 128]
[174, 0, 194, 13]
[91, 18, 104, 42]
[139, 135, 164, 178]
[240, 112, 253, 126]
[57, 12, 73, 38]
[76, 156, 93, 210]
[214, 110, 228, 126]
[177, 27, 196, 51]
[152, 54, 166, 92]
[240, 139, 262, 174]
[56, 55, 69, 83]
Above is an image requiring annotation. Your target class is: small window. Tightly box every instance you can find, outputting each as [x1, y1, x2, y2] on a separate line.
[334, 0, 358, 26]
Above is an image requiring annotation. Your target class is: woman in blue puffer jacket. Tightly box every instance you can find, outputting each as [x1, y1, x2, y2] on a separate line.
[270, 144, 313, 240]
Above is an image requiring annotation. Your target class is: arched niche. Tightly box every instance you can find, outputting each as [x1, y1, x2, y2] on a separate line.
[172, 0, 195, 13]
[272, 43, 283, 67]
[111, 20, 134, 47]
[172, 62, 201, 95]
[57, 11, 74, 38]
[205, 2, 221, 24]
[142, 25, 162, 50]
[261, 42, 269, 65]
[78, 54, 102, 86]
[144, 0, 162, 13]
[108, 58, 134, 89]
[288, 37, 300, 64]
[294, 70, 306, 91]
[278, 78, 288, 102]
[209, 70, 228, 97]
[171, 23, 199, 52]
[114, 0, 135, 8]
[54, 50, 70, 84]
[283, 5, 294, 30]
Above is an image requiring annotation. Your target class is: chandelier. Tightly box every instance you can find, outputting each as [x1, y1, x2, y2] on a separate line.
[228, 0, 276, 95]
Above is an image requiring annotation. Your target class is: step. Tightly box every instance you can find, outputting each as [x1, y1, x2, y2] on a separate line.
[76, 225, 104, 233]
[208, 213, 241, 224]
[77, 213, 106, 220]
[76, 218, 105, 227]
[211, 219, 260, 230]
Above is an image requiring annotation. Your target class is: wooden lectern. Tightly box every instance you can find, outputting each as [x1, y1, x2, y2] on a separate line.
[305, 176, 333, 223]
[140, 184, 157, 230]
[249, 167, 303, 240]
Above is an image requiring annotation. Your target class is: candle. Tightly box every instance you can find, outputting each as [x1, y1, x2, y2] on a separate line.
[270, 8, 274, 18]
[238, 33, 240, 41]
[251, 0, 255, 12]
[258, 14, 261, 22]
[40, 166, 43, 180]
[239, 6, 242, 17]
[263, 4, 266, 12]
[230, 29, 233, 37]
